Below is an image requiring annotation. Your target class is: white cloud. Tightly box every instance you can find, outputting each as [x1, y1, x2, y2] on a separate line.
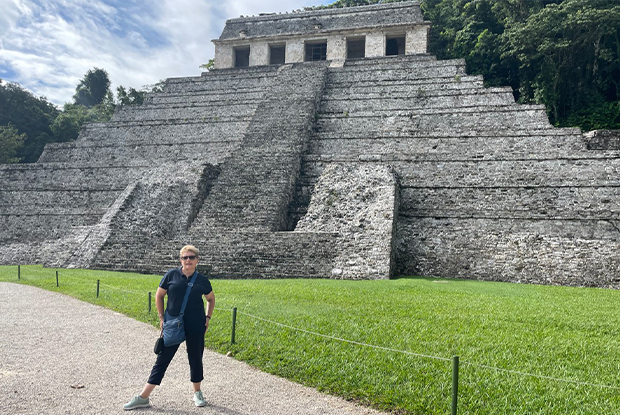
[0, 0, 28, 34]
[0, 0, 330, 106]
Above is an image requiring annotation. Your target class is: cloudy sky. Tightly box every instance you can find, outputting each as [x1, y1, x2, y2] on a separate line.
[0, 0, 331, 107]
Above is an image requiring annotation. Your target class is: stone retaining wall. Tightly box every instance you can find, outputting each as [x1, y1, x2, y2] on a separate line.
[94, 232, 339, 279]
[396, 218, 620, 288]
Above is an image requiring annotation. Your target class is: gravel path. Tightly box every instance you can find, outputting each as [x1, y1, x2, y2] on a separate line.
[0, 282, 389, 415]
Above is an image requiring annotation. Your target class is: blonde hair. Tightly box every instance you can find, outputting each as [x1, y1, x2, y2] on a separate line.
[179, 245, 199, 258]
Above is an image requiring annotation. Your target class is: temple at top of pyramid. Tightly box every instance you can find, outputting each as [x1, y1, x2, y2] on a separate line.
[213, 1, 430, 68]
[1, 1, 620, 287]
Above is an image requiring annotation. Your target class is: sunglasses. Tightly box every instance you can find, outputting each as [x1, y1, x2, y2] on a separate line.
[180, 255, 197, 260]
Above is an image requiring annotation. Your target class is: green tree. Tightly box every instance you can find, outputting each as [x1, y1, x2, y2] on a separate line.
[117, 85, 145, 106]
[50, 104, 88, 143]
[51, 98, 115, 143]
[51, 68, 116, 142]
[73, 68, 113, 107]
[146, 80, 166, 94]
[503, 0, 620, 127]
[0, 124, 27, 164]
[116, 80, 165, 106]
[0, 80, 58, 163]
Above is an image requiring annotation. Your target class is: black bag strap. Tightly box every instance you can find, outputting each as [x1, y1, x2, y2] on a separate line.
[179, 270, 198, 317]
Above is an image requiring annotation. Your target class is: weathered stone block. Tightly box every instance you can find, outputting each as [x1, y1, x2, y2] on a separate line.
[585, 130, 620, 150]
[296, 163, 397, 279]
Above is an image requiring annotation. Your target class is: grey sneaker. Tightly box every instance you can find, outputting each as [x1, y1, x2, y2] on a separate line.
[194, 390, 207, 407]
[124, 395, 150, 410]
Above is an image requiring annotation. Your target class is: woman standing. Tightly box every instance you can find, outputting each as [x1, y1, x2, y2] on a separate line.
[124, 245, 215, 410]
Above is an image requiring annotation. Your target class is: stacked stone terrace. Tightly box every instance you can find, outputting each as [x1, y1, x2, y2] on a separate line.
[0, 65, 288, 268]
[297, 54, 620, 286]
[2, 1, 620, 287]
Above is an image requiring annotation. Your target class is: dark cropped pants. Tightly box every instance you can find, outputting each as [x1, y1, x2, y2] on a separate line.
[147, 333, 205, 385]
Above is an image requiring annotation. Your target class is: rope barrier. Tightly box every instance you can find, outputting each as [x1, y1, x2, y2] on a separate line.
[28, 271, 148, 296]
[97, 281, 144, 296]
[237, 310, 452, 362]
[461, 361, 620, 391]
[235, 309, 620, 391]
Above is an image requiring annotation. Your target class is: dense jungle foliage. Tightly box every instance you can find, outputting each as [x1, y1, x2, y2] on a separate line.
[1, 0, 618, 164]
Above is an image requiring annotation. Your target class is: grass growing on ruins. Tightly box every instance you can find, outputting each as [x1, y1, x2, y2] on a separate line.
[2, 265, 620, 414]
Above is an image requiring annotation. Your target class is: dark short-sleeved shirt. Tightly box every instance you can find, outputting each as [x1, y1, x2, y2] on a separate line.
[159, 268, 213, 336]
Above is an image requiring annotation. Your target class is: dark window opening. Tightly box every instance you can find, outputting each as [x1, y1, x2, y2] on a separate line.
[347, 38, 365, 59]
[269, 44, 286, 65]
[234, 47, 250, 68]
[386, 35, 405, 56]
[305, 42, 327, 61]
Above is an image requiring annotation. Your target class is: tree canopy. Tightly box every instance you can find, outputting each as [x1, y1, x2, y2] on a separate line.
[117, 86, 146, 106]
[502, 0, 620, 129]
[73, 68, 113, 108]
[0, 124, 27, 164]
[421, 0, 620, 128]
[199, 59, 215, 71]
[116, 80, 164, 107]
[50, 101, 115, 144]
[0, 80, 59, 163]
[49, 68, 117, 145]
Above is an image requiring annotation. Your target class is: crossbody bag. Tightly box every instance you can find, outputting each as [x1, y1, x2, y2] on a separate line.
[161, 270, 198, 347]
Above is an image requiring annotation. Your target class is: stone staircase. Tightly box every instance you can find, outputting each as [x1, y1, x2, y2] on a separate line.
[188, 62, 330, 234]
[91, 63, 334, 274]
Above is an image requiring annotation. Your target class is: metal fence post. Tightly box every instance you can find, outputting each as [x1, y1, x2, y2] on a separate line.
[97, 280, 100, 298]
[56, 271, 59, 287]
[231, 307, 237, 344]
[452, 356, 459, 415]
[148, 292, 152, 313]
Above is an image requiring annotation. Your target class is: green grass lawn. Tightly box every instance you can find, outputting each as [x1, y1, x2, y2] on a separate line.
[2, 265, 620, 414]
